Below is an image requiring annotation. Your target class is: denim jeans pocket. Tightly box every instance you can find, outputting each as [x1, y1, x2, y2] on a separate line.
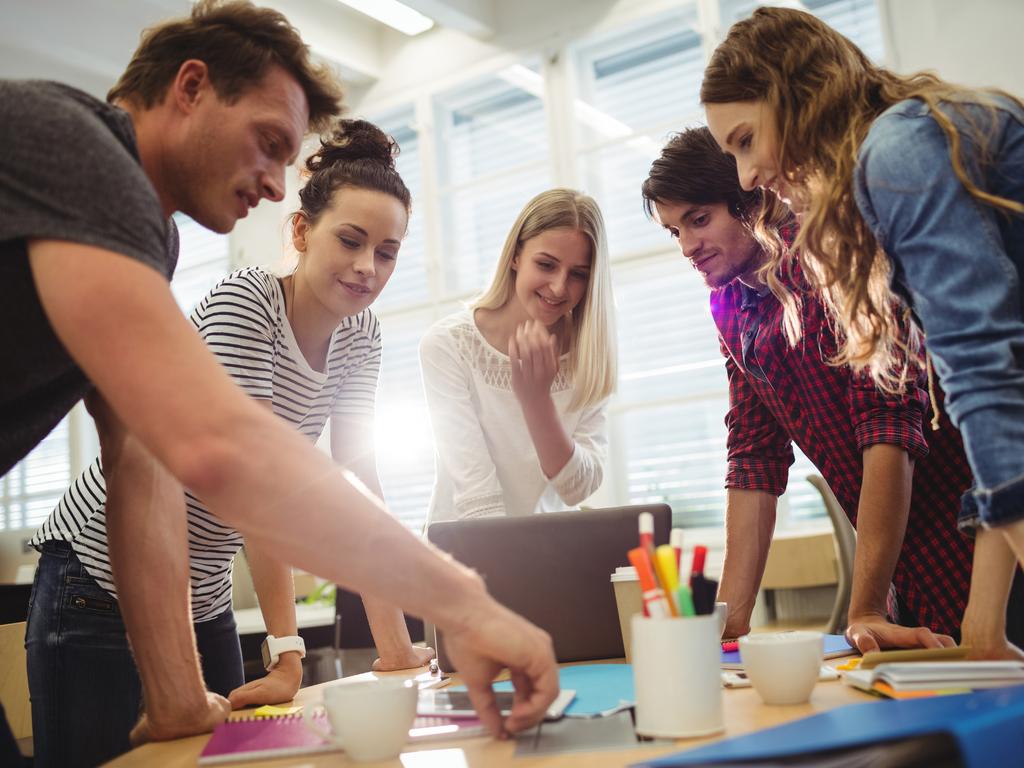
[66, 592, 118, 615]
[64, 572, 120, 616]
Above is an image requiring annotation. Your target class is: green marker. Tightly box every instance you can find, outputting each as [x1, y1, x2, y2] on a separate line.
[677, 584, 696, 617]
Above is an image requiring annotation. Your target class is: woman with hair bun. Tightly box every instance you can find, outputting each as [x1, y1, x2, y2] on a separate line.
[700, 7, 1024, 660]
[26, 119, 432, 767]
[421, 189, 617, 523]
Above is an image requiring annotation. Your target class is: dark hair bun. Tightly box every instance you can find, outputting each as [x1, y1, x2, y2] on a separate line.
[306, 119, 398, 174]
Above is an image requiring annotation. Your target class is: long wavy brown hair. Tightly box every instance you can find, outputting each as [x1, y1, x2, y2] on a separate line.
[700, 6, 1024, 391]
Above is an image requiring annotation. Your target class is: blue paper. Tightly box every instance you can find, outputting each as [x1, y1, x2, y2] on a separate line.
[631, 685, 1024, 768]
[721, 633, 854, 667]
[460, 664, 635, 717]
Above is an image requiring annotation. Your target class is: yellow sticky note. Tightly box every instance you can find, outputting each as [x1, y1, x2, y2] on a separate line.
[252, 704, 302, 718]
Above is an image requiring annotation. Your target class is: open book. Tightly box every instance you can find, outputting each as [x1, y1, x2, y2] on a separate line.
[843, 661, 1024, 699]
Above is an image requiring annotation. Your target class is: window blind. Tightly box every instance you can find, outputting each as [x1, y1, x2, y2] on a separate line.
[372, 107, 430, 312]
[170, 213, 232, 314]
[433, 60, 552, 296]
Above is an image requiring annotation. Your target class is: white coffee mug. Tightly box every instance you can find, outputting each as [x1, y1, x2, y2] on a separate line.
[739, 631, 824, 705]
[305, 678, 418, 762]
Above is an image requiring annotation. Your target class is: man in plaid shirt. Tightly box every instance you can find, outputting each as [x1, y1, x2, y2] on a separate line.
[642, 127, 1024, 654]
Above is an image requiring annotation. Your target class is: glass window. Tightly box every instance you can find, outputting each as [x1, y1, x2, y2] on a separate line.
[170, 213, 231, 314]
[433, 60, 552, 296]
[0, 417, 70, 531]
[572, 9, 704, 258]
[719, 0, 885, 62]
[373, 309, 438, 532]
[372, 107, 430, 312]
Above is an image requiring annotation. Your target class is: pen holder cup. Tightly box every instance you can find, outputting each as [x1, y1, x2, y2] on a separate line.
[631, 613, 724, 739]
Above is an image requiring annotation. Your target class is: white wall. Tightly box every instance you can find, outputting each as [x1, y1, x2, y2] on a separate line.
[882, 0, 1024, 94]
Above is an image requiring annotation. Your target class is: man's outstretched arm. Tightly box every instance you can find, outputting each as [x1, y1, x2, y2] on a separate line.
[29, 240, 558, 738]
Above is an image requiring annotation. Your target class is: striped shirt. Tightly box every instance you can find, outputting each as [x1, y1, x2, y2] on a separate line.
[31, 267, 382, 622]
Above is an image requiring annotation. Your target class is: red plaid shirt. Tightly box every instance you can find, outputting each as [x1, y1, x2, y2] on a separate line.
[711, 238, 974, 636]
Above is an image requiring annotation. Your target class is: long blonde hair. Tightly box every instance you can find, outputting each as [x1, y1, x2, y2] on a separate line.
[472, 188, 617, 410]
[701, 6, 1024, 391]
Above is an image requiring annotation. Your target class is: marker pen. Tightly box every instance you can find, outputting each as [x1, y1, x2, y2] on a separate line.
[638, 512, 655, 556]
[628, 547, 672, 619]
[676, 584, 696, 617]
[689, 545, 712, 615]
[670, 528, 684, 574]
[653, 545, 680, 616]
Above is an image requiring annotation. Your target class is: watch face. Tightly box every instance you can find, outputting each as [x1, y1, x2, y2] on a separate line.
[261, 641, 273, 669]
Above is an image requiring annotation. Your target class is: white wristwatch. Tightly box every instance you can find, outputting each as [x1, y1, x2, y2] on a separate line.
[261, 634, 306, 671]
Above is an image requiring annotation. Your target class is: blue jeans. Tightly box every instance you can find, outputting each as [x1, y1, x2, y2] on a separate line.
[25, 541, 244, 768]
[854, 95, 1024, 528]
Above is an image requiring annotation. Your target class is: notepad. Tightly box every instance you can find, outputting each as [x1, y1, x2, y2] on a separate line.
[721, 634, 855, 669]
[198, 712, 338, 764]
[198, 711, 488, 764]
[844, 661, 1024, 699]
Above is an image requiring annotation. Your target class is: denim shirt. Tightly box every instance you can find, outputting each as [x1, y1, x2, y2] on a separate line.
[853, 95, 1024, 527]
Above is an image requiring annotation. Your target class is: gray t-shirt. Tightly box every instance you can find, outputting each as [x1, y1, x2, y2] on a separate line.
[0, 80, 179, 476]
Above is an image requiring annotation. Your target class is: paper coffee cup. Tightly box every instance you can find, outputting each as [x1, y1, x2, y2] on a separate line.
[611, 566, 642, 662]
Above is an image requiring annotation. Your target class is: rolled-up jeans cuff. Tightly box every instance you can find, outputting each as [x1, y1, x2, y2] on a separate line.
[976, 472, 1024, 528]
[957, 489, 982, 538]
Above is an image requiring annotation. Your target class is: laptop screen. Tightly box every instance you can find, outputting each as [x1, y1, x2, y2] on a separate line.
[427, 505, 671, 670]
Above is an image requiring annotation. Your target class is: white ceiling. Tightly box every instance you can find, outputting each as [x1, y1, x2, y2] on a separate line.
[0, 0, 497, 98]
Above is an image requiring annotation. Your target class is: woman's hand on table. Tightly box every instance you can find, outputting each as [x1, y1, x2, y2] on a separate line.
[227, 653, 303, 709]
[373, 644, 436, 672]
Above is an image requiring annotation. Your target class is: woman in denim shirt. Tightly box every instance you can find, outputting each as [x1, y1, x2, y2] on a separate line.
[699, 6, 1024, 661]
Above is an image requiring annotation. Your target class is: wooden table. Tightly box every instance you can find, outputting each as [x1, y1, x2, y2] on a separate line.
[106, 659, 872, 767]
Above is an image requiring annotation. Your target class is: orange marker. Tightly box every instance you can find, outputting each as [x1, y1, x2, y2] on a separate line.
[629, 547, 672, 619]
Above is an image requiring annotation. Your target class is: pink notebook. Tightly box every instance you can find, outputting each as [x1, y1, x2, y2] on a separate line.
[199, 712, 338, 764]
[199, 711, 488, 764]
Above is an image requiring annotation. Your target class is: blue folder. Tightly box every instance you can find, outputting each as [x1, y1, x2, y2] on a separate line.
[458, 664, 636, 717]
[631, 685, 1024, 767]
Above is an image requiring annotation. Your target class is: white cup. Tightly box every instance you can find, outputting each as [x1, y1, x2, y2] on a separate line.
[610, 566, 642, 662]
[631, 614, 724, 738]
[305, 678, 418, 762]
[739, 631, 824, 705]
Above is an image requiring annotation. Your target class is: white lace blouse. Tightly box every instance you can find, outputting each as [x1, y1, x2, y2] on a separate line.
[420, 308, 608, 523]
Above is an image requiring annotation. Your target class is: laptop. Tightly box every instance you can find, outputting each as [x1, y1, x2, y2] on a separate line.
[426, 504, 672, 671]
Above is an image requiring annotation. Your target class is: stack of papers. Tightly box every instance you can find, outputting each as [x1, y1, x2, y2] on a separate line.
[844, 661, 1024, 699]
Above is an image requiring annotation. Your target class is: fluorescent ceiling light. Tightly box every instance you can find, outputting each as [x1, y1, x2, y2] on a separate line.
[336, 0, 434, 36]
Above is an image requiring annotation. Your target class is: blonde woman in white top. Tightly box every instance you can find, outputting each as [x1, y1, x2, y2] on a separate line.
[421, 189, 617, 522]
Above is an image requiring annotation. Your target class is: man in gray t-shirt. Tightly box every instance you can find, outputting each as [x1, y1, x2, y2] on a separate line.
[2, 2, 561, 763]
[0, 81, 179, 477]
